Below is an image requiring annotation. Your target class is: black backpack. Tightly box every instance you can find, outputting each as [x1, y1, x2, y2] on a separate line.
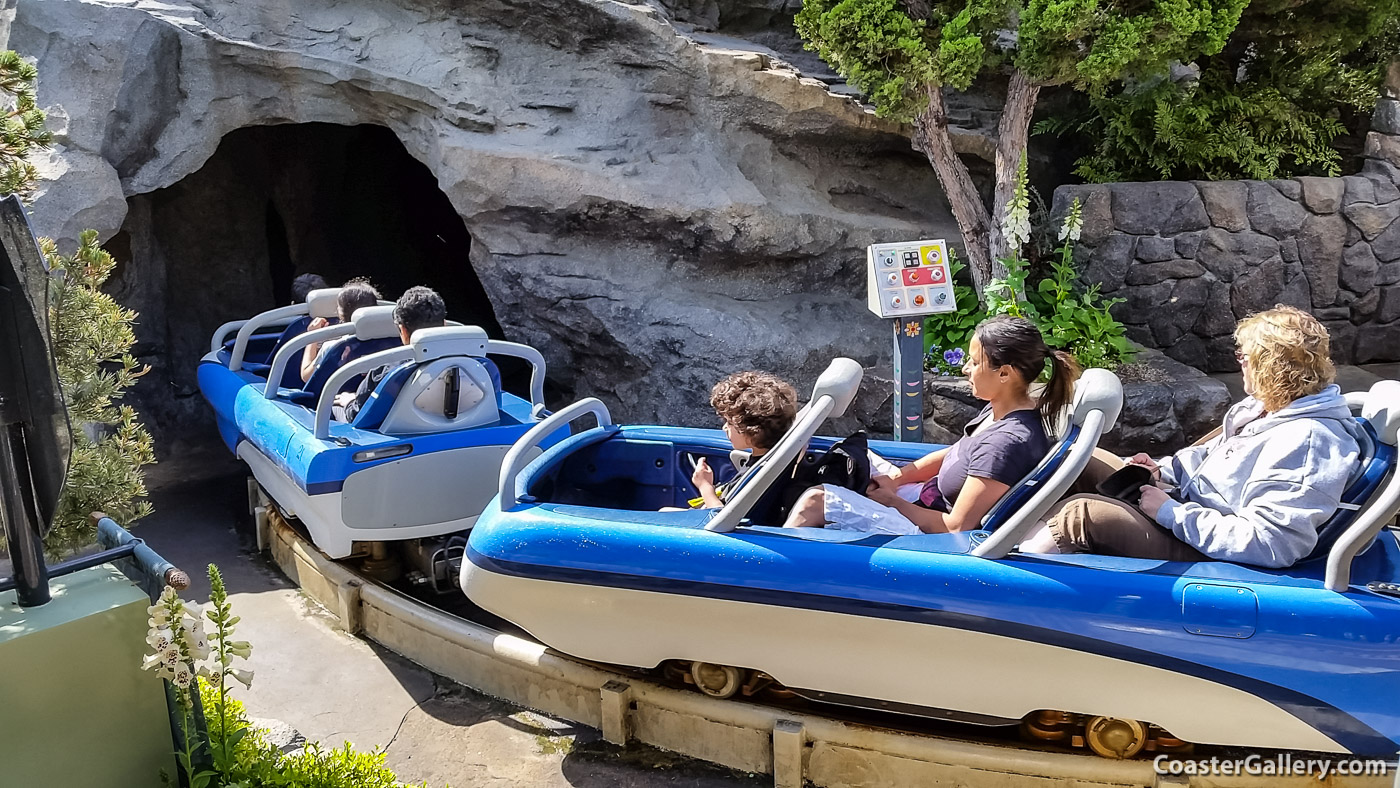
[752, 431, 872, 524]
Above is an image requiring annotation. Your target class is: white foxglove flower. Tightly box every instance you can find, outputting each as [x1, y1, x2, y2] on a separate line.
[160, 644, 182, 669]
[185, 631, 211, 661]
[230, 669, 255, 689]
[227, 640, 253, 660]
[172, 664, 193, 689]
[1058, 198, 1084, 243]
[147, 604, 169, 626]
[146, 627, 175, 651]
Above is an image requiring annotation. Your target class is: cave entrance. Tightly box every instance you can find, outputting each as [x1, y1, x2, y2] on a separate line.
[111, 123, 506, 453]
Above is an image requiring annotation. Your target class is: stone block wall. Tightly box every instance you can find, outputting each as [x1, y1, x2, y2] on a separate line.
[1051, 66, 1400, 372]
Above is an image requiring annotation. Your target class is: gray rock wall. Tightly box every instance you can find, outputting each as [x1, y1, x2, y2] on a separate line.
[1052, 82, 1400, 372]
[12, 0, 961, 450]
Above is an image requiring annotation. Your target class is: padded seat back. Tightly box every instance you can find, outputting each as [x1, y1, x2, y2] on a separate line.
[981, 422, 1083, 532]
[299, 305, 400, 399]
[976, 368, 1124, 557]
[379, 357, 500, 435]
[350, 326, 505, 434]
[1302, 418, 1394, 562]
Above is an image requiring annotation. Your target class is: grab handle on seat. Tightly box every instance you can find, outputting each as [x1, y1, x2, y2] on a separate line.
[228, 304, 311, 371]
[263, 324, 357, 398]
[484, 340, 547, 412]
[974, 409, 1105, 559]
[312, 346, 417, 440]
[499, 398, 611, 510]
[211, 319, 249, 353]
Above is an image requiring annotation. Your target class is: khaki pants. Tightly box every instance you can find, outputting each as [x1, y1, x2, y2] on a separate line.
[1045, 449, 1205, 562]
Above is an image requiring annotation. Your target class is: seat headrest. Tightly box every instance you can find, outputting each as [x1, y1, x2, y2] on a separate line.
[811, 358, 863, 418]
[410, 325, 489, 362]
[1069, 368, 1124, 432]
[1363, 380, 1400, 446]
[351, 305, 400, 340]
[305, 288, 342, 319]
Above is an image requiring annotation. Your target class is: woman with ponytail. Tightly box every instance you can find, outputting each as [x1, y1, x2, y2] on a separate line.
[784, 315, 1080, 534]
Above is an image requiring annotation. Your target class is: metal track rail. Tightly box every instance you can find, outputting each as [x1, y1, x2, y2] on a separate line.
[261, 511, 1393, 788]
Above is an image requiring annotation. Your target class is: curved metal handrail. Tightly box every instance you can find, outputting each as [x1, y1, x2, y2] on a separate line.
[975, 409, 1105, 559]
[484, 340, 547, 410]
[262, 323, 358, 398]
[312, 346, 417, 440]
[498, 398, 612, 511]
[228, 304, 313, 371]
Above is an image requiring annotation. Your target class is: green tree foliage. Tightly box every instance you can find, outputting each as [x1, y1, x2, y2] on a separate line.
[795, 0, 1248, 293]
[0, 51, 154, 553]
[0, 51, 51, 198]
[1046, 1, 1400, 181]
[42, 233, 156, 553]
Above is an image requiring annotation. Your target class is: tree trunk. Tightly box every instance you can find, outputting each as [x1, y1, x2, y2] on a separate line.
[913, 83, 993, 295]
[988, 69, 1041, 274]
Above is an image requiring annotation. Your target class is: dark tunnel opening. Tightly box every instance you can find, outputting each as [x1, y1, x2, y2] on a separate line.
[107, 123, 514, 465]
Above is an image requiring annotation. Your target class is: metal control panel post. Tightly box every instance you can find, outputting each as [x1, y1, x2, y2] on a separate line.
[866, 239, 957, 442]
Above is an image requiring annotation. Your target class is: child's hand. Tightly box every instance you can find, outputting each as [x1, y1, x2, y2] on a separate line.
[866, 482, 901, 506]
[867, 474, 898, 495]
[308, 317, 330, 331]
[691, 457, 715, 491]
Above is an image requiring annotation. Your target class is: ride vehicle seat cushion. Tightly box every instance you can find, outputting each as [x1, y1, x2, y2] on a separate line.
[350, 363, 418, 432]
[241, 316, 347, 388]
[479, 357, 503, 409]
[747, 432, 871, 525]
[1301, 418, 1393, 562]
[981, 422, 1081, 532]
[287, 335, 402, 405]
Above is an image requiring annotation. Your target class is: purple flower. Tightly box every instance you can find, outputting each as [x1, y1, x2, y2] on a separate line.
[943, 348, 965, 367]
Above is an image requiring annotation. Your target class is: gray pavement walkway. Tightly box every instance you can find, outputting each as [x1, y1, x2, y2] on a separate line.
[138, 476, 762, 788]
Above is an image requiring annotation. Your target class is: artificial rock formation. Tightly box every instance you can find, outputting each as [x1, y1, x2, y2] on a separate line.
[11, 0, 961, 447]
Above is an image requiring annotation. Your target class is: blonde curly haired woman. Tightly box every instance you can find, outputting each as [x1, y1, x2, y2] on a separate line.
[1021, 305, 1364, 568]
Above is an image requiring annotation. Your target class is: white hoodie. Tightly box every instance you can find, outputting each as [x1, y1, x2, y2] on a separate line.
[1155, 384, 1363, 568]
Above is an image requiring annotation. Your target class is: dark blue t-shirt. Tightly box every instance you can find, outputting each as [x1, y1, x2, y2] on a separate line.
[919, 406, 1049, 511]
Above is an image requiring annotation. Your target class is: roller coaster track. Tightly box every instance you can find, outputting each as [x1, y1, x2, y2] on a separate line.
[259, 503, 1396, 788]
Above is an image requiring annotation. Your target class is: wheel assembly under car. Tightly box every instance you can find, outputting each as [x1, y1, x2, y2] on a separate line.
[1021, 709, 1193, 759]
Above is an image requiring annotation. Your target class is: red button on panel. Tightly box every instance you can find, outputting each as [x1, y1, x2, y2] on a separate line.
[913, 293, 927, 307]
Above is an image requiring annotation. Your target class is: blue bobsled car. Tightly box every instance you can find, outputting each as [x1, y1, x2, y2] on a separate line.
[462, 359, 1400, 758]
[198, 288, 566, 560]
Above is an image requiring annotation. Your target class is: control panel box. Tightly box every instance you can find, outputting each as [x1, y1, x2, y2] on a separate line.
[866, 239, 957, 318]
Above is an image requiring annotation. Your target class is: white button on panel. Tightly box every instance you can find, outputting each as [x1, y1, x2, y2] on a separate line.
[885, 272, 900, 287]
[889, 294, 904, 309]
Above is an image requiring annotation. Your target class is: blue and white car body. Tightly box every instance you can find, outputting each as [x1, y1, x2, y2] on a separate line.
[462, 360, 1400, 755]
[198, 290, 566, 558]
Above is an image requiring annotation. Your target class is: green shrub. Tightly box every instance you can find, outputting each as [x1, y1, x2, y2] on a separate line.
[1029, 205, 1135, 369]
[42, 232, 155, 554]
[1044, 1, 1400, 181]
[987, 163, 1135, 371]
